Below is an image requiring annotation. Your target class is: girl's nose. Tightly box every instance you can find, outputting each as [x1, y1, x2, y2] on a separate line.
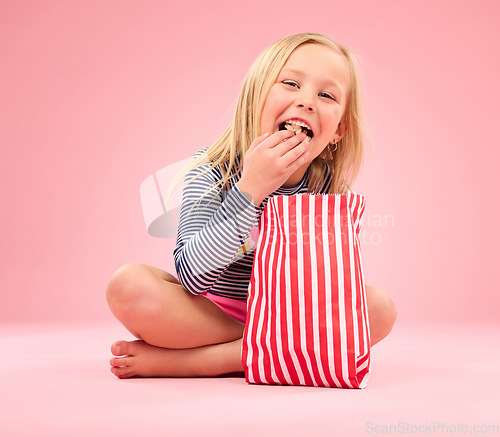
[296, 93, 315, 112]
[298, 103, 314, 112]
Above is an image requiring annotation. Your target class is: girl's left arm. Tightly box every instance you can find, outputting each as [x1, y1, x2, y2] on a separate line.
[173, 158, 261, 295]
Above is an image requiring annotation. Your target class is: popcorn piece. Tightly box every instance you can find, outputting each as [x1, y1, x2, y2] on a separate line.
[279, 121, 313, 139]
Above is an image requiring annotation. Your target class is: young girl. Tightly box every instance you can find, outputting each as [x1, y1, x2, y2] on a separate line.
[106, 33, 397, 379]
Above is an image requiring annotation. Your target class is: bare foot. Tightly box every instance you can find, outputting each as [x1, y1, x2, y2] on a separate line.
[110, 340, 176, 379]
[110, 338, 244, 379]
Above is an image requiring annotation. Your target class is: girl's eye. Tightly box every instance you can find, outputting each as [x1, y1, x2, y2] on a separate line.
[320, 92, 336, 101]
[282, 81, 336, 101]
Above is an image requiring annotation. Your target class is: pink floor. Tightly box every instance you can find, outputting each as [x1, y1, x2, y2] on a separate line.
[1, 322, 499, 437]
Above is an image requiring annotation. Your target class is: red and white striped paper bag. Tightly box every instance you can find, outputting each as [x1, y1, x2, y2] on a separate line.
[242, 192, 370, 388]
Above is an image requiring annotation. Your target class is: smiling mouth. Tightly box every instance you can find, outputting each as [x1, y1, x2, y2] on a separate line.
[279, 121, 313, 141]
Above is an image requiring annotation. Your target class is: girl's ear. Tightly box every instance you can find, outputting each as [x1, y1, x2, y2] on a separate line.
[332, 118, 348, 143]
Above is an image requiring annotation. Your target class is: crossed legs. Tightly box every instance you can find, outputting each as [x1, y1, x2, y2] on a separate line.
[106, 263, 397, 379]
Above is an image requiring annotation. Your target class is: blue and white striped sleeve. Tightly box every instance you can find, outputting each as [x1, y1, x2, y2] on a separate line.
[173, 161, 261, 295]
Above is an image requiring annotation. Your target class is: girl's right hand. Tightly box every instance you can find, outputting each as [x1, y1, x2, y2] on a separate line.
[236, 130, 310, 206]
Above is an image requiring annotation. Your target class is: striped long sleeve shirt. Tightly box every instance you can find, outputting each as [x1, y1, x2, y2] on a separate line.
[173, 148, 333, 301]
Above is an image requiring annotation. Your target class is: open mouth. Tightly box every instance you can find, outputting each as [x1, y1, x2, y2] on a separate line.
[279, 120, 314, 141]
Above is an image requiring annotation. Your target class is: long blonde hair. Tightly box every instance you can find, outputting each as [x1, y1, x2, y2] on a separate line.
[166, 32, 366, 204]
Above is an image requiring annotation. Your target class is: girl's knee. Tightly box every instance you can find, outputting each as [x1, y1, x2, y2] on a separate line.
[366, 285, 397, 335]
[106, 263, 158, 315]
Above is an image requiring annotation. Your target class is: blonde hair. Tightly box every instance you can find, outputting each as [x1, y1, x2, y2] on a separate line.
[166, 32, 366, 204]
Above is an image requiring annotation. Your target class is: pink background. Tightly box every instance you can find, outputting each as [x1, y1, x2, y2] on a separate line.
[1, 0, 499, 327]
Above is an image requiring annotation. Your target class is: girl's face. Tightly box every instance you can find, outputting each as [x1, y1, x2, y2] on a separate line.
[260, 43, 350, 162]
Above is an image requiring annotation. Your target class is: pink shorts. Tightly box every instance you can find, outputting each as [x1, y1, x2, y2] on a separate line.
[205, 293, 247, 324]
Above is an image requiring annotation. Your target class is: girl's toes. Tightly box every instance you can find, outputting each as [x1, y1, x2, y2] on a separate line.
[111, 340, 131, 356]
[111, 365, 135, 379]
[110, 356, 131, 368]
